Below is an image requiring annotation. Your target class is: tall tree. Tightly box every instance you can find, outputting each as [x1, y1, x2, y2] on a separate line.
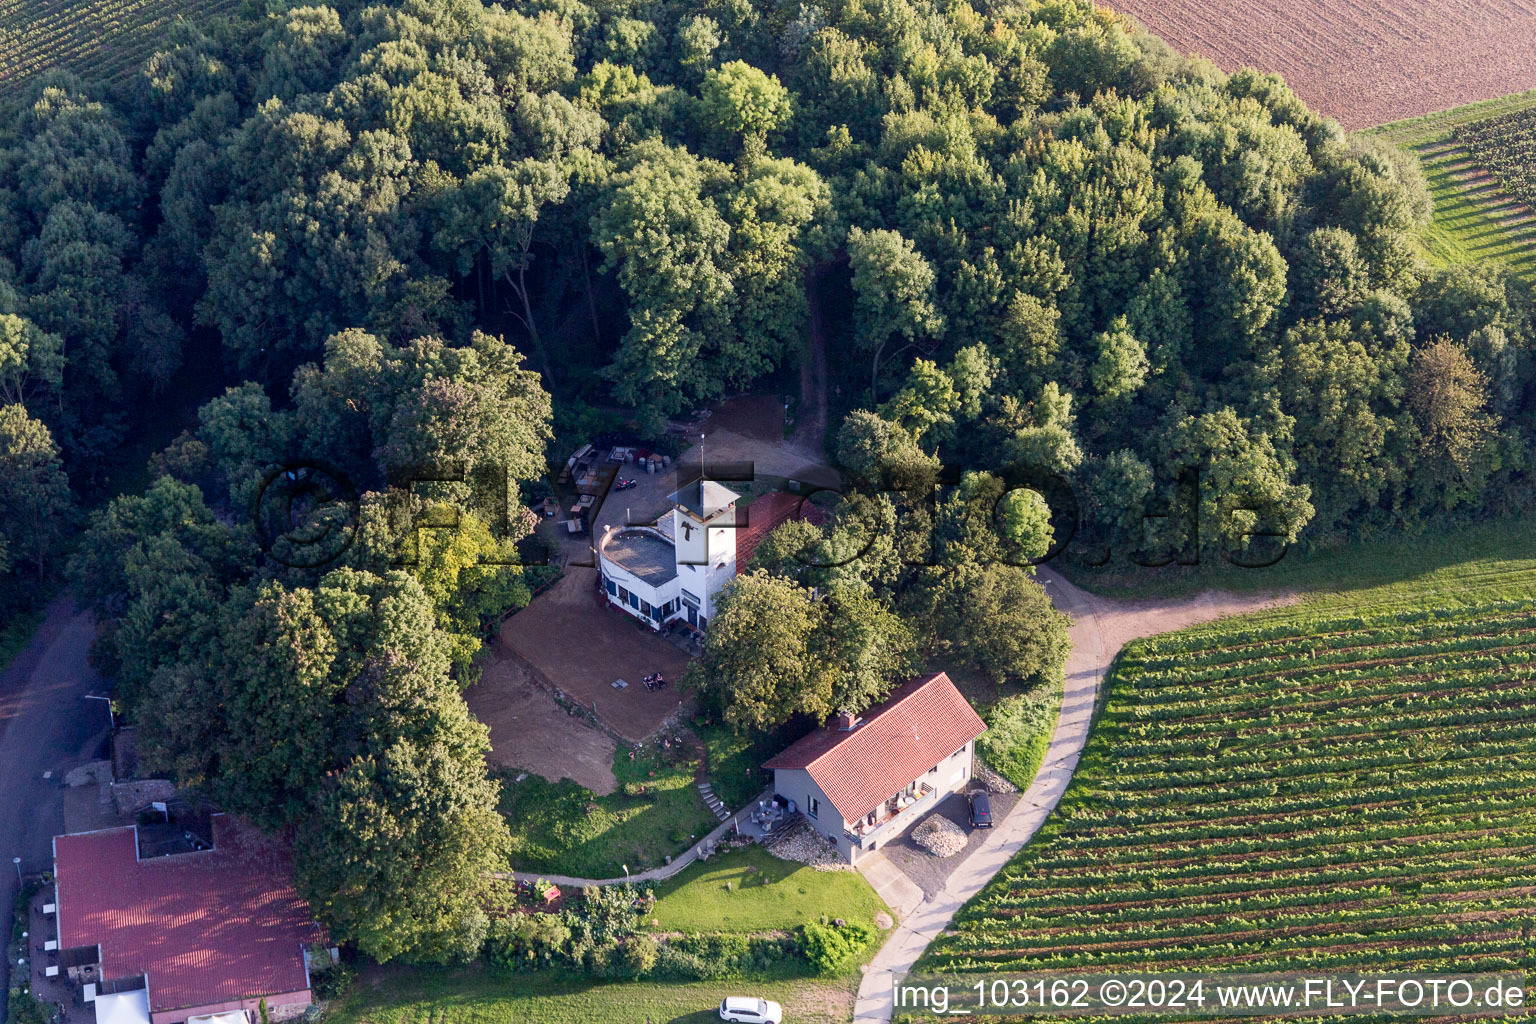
[846, 226, 944, 401]
[0, 404, 72, 577]
[694, 569, 829, 730]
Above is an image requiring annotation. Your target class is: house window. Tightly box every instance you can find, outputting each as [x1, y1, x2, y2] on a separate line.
[807, 796, 819, 819]
[617, 585, 629, 603]
[952, 745, 966, 758]
[930, 764, 939, 775]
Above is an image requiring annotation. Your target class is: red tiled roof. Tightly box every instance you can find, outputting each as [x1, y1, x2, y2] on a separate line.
[53, 815, 323, 1013]
[735, 491, 827, 571]
[763, 672, 987, 822]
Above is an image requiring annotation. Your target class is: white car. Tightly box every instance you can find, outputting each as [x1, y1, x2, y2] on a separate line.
[719, 996, 783, 1023]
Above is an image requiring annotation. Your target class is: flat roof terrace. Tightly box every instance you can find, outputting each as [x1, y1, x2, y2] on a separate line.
[599, 526, 677, 587]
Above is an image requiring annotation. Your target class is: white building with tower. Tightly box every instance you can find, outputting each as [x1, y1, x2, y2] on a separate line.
[596, 482, 812, 632]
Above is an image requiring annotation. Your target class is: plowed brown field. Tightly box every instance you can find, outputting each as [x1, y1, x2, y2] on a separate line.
[1107, 0, 1536, 130]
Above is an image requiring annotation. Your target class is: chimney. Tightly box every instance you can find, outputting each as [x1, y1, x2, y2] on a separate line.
[836, 711, 861, 731]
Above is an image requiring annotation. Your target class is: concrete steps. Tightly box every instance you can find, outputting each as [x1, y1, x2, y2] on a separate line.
[697, 781, 732, 821]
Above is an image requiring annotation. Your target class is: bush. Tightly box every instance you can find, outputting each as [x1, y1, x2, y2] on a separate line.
[653, 943, 711, 979]
[648, 933, 796, 979]
[584, 941, 616, 976]
[976, 681, 1060, 788]
[483, 912, 574, 969]
[621, 934, 659, 975]
[799, 920, 875, 973]
[8, 994, 51, 1024]
[306, 950, 356, 1001]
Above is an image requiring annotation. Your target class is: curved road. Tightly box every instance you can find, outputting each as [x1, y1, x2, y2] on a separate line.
[0, 598, 109, 1024]
[851, 568, 1289, 1021]
[851, 567, 1107, 1021]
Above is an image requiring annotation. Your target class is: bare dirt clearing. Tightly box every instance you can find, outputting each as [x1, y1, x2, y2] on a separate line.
[465, 643, 618, 794]
[1106, 0, 1536, 130]
[496, 568, 692, 742]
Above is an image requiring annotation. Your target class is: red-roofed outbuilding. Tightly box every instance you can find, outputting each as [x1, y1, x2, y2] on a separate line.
[734, 490, 827, 571]
[51, 815, 325, 1024]
[764, 672, 987, 861]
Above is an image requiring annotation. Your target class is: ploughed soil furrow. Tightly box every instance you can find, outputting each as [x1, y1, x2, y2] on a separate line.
[1103, 0, 1536, 129]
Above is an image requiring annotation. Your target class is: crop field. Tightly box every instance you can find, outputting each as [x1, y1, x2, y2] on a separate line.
[0, 0, 240, 94]
[1363, 92, 1536, 283]
[1107, 0, 1536, 130]
[1456, 107, 1536, 209]
[921, 568, 1536, 997]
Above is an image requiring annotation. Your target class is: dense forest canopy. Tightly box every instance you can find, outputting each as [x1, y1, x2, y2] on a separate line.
[2, 0, 1534, 962]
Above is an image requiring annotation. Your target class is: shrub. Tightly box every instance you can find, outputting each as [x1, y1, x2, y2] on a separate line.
[306, 952, 356, 1001]
[650, 933, 798, 978]
[621, 934, 659, 975]
[483, 912, 573, 969]
[799, 920, 875, 973]
[653, 943, 711, 979]
[8, 994, 50, 1024]
[584, 941, 616, 976]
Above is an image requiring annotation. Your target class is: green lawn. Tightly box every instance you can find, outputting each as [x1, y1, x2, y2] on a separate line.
[328, 963, 858, 1024]
[500, 741, 716, 879]
[646, 846, 888, 935]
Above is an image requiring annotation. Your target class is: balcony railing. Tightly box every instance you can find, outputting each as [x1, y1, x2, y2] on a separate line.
[844, 782, 936, 846]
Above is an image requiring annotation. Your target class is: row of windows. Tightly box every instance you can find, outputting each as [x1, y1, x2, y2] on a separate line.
[603, 576, 679, 621]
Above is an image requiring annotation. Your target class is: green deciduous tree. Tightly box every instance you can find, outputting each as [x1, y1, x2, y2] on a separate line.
[699, 60, 792, 151]
[0, 404, 73, 577]
[846, 226, 943, 400]
[694, 569, 829, 729]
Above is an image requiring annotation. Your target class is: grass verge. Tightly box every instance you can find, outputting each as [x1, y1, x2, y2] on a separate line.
[1360, 91, 1536, 280]
[1064, 513, 1536, 603]
[973, 676, 1060, 790]
[645, 846, 887, 935]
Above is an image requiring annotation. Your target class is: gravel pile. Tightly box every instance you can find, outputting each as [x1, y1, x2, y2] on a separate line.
[974, 761, 1019, 793]
[761, 820, 852, 871]
[912, 814, 968, 857]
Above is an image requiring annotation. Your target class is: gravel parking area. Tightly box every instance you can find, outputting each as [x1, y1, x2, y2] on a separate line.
[879, 790, 1022, 898]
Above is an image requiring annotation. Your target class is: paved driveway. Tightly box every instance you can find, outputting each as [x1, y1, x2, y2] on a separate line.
[0, 598, 108, 1024]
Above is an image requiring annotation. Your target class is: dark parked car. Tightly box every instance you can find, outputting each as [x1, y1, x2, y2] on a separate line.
[969, 791, 993, 828]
